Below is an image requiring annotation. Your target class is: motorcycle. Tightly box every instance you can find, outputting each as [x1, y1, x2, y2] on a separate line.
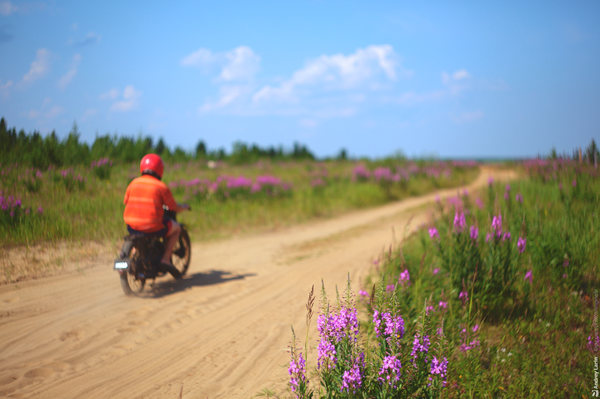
[114, 209, 191, 295]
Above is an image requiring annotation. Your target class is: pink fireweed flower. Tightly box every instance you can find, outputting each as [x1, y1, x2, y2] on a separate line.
[447, 195, 463, 209]
[428, 227, 439, 239]
[485, 232, 492, 242]
[410, 334, 430, 362]
[386, 284, 395, 292]
[379, 355, 402, 388]
[373, 310, 405, 344]
[373, 167, 393, 181]
[37, 206, 43, 214]
[352, 164, 370, 181]
[470, 225, 478, 241]
[460, 339, 480, 352]
[502, 231, 511, 241]
[317, 338, 337, 370]
[524, 270, 533, 284]
[516, 193, 523, 203]
[429, 356, 449, 387]
[317, 307, 359, 344]
[504, 191, 510, 201]
[438, 301, 448, 310]
[426, 305, 435, 315]
[359, 290, 368, 298]
[472, 324, 479, 333]
[288, 351, 307, 396]
[517, 237, 526, 253]
[475, 197, 484, 209]
[487, 177, 494, 186]
[433, 267, 440, 275]
[459, 290, 469, 305]
[453, 211, 466, 233]
[491, 214, 502, 236]
[399, 269, 410, 285]
[505, 184, 511, 192]
[341, 359, 363, 394]
[588, 335, 600, 353]
[311, 178, 325, 188]
[572, 179, 577, 187]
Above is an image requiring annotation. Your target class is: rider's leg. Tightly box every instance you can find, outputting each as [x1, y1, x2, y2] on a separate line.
[160, 220, 181, 265]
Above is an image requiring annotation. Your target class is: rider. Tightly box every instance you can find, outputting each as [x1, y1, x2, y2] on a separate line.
[123, 153, 190, 278]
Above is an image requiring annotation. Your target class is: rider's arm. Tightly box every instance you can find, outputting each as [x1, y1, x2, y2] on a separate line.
[161, 184, 189, 212]
[174, 203, 191, 212]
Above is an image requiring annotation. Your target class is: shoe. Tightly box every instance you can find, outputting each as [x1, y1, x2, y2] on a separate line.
[160, 262, 182, 280]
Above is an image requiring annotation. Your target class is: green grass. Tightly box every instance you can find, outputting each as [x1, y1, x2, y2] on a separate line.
[358, 160, 599, 398]
[283, 160, 597, 398]
[0, 159, 478, 246]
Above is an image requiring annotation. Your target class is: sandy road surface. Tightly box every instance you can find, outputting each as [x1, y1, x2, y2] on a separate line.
[0, 167, 515, 398]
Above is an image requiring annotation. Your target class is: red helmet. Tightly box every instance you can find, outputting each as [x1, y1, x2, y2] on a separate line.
[140, 154, 164, 179]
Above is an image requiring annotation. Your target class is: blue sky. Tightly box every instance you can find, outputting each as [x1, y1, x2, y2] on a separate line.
[1, 1, 599, 159]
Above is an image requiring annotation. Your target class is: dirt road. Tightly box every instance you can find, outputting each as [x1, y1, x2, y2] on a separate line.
[0, 167, 514, 398]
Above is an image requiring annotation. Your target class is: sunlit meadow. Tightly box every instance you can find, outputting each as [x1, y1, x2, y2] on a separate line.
[288, 159, 599, 398]
[0, 158, 477, 246]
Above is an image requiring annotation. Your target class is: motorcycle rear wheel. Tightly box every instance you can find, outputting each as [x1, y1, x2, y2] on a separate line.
[120, 247, 146, 295]
[172, 229, 191, 276]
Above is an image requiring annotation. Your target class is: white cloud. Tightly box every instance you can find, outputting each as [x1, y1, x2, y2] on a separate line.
[253, 45, 403, 103]
[23, 48, 51, 83]
[73, 32, 101, 47]
[386, 69, 473, 107]
[442, 69, 471, 95]
[452, 69, 469, 81]
[109, 85, 142, 112]
[199, 85, 245, 113]
[100, 88, 120, 100]
[0, 79, 12, 97]
[181, 48, 216, 67]
[442, 69, 470, 85]
[81, 108, 97, 122]
[0, 79, 12, 89]
[452, 110, 484, 124]
[27, 98, 63, 120]
[220, 46, 260, 82]
[0, 1, 17, 16]
[45, 105, 64, 118]
[58, 54, 81, 90]
[181, 46, 260, 82]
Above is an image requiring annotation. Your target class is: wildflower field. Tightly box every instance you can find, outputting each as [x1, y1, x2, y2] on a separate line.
[0, 157, 476, 246]
[288, 159, 599, 398]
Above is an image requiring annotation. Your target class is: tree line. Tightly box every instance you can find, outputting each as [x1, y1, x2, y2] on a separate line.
[0, 117, 321, 169]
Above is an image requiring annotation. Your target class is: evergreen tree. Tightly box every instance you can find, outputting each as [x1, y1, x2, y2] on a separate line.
[195, 140, 207, 159]
[155, 137, 167, 155]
